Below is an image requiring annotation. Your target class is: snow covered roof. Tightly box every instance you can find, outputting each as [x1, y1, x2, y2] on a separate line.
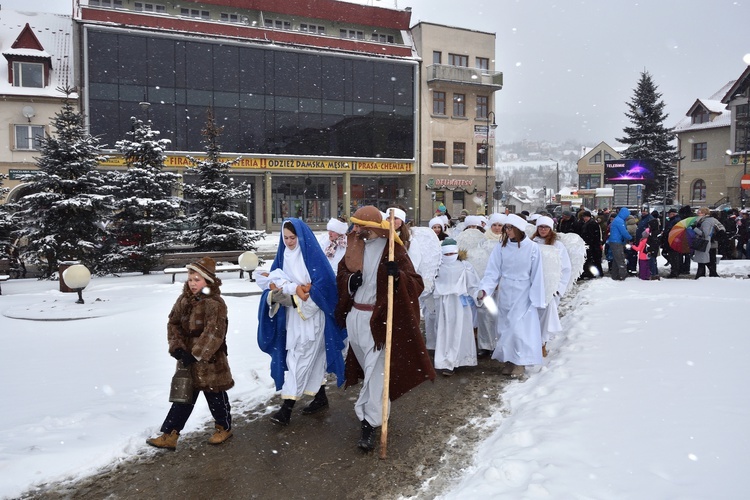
[674, 80, 734, 133]
[0, 10, 74, 98]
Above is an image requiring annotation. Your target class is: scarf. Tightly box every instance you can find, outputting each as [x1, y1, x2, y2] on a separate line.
[325, 233, 347, 258]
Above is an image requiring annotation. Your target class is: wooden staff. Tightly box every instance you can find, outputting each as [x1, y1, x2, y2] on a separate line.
[379, 208, 396, 459]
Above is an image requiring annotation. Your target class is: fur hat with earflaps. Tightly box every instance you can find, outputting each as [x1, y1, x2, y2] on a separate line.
[186, 256, 217, 283]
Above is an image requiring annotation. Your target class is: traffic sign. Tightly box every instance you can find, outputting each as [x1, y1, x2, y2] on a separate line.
[742, 174, 750, 189]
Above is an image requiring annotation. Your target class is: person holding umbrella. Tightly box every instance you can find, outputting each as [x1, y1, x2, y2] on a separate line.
[692, 206, 724, 279]
[335, 206, 435, 452]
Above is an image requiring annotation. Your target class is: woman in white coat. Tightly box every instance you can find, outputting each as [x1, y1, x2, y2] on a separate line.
[531, 215, 572, 357]
[478, 214, 546, 377]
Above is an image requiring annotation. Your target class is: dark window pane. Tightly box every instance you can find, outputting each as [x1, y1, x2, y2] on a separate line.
[239, 48, 266, 94]
[213, 44, 239, 92]
[148, 37, 175, 87]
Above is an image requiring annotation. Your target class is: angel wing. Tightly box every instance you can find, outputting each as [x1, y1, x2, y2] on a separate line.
[409, 226, 441, 295]
[457, 228, 492, 277]
[557, 232, 587, 293]
[538, 243, 562, 307]
[524, 223, 537, 240]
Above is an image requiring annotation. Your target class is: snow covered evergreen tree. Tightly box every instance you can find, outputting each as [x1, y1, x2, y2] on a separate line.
[183, 109, 261, 251]
[101, 117, 182, 274]
[617, 71, 682, 204]
[0, 173, 15, 266]
[11, 87, 113, 278]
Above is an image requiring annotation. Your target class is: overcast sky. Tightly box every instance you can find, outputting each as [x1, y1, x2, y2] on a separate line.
[6, 0, 749, 147]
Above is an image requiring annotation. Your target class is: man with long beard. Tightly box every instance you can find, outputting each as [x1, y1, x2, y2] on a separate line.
[335, 206, 436, 452]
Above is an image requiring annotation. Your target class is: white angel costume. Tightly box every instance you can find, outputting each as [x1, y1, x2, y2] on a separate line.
[433, 242, 480, 371]
[532, 236, 571, 345]
[457, 227, 496, 352]
[480, 214, 546, 366]
[317, 218, 349, 274]
[385, 209, 441, 349]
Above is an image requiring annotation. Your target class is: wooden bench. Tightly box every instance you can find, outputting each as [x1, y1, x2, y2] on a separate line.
[161, 251, 247, 283]
[0, 274, 9, 295]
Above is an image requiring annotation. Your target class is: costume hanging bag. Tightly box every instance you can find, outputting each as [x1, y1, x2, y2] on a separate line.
[169, 361, 194, 403]
[687, 227, 710, 253]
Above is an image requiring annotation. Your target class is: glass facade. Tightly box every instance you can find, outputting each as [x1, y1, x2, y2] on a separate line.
[86, 29, 415, 158]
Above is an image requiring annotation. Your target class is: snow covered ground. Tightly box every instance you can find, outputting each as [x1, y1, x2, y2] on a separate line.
[1, 244, 749, 499]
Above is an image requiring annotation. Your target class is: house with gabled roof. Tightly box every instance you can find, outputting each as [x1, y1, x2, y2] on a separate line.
[0, 9, 75, 202]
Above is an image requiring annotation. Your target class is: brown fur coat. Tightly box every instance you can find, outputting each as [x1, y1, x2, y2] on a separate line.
[167, 281, 234, 392]
[335, 239, 436, 400]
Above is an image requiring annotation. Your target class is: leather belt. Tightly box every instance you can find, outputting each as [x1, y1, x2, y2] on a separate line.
[352, 302, 375, 311]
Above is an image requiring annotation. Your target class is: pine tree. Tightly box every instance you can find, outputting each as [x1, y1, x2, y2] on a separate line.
[0, 172, 17, 272]
[183, 109, 262, 251]
[617, 71, 682, 204]
[101, 117, 183, 274]
[11, 87, 113, 277]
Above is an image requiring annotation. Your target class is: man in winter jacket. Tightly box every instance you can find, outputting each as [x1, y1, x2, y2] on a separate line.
[580, 211, 603, 278]
[605, 207, 633, 280]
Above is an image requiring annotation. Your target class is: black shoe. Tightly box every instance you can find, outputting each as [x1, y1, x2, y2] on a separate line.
[357, 420, 376, 451]
[477, 349, 492, 357]
[302, 387, 329, 415]
[441, 369, 454, 377]
[270, 399, 295, 426]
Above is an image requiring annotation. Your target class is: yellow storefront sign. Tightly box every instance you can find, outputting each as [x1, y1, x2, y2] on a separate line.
[99, 155, 413, 172]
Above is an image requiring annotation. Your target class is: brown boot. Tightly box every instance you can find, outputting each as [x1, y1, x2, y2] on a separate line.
[146, 429, 179, 450]
[207, 425, 233, 445]
[509, 364, 526, 378]
[542, 343, 548, 358]
[501, 362, 515, 376]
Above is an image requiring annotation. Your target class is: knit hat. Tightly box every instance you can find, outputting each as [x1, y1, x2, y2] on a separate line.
[581, 210, 592, 218]
[488, 213, 507, 226]
[536, 215, 555, 229]
[441, 238, 458, 254]
[429, 216, 445, 230]
[528, 213, 540, 222]
[385, 207, 407, 223]
[506, 214, 529, 231]
[465, 215, 483, 227]
[186, 256, 216, 284]
[326, 218, 349, 235]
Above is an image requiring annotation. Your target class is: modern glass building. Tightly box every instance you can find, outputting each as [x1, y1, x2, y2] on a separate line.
[77, 0, 418, 230]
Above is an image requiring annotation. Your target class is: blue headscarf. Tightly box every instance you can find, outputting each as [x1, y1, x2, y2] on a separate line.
[257, 218, 347, 389]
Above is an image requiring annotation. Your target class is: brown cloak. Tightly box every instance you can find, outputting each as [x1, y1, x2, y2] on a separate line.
[335, 239, 436, 400]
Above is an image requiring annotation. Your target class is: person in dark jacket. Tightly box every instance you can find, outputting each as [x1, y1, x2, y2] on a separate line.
[557, 211, 576, 233]
[664, 206, 693, 278]
[580, 211, 603, 278]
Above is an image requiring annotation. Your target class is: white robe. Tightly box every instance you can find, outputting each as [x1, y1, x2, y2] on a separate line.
[533, 237, 572, 344]
[480, 238, 546, 366]
[433, 259, 480, 370]
[317, 233, 346, 275]
[267, 244, 326, 400]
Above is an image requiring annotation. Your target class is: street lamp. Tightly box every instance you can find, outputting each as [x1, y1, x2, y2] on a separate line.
[548, 157, 560, 203]
[62, 264, 91, 304]
[484, 111, 497, 214]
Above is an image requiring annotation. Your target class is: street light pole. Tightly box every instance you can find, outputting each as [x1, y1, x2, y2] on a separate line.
[548, 158, 560, 204]
[485, 111, 497, 215]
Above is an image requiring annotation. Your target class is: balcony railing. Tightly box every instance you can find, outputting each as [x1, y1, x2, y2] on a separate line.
[426, 64, 503, 89]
